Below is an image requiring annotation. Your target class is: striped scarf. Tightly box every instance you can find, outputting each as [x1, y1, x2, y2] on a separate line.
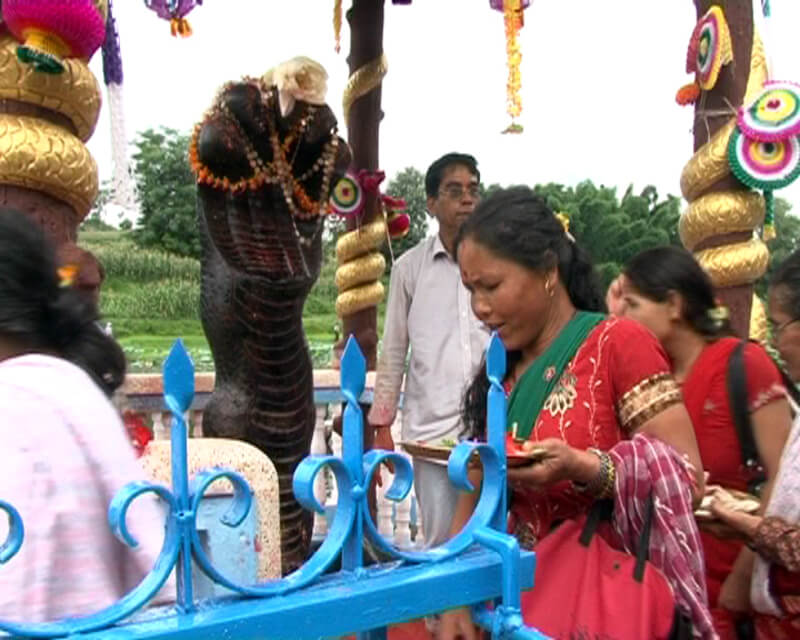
[610, 433, 717, 639]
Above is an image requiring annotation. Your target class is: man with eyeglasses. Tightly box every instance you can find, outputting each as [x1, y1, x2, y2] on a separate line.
[368, 152, 490, 550]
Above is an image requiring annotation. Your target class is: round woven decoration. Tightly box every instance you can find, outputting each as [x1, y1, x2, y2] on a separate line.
[728, 128, 800, 191]
[689, 6, 733, 91]
[329, 172, 363, 218]
[738, 81, 800, 142]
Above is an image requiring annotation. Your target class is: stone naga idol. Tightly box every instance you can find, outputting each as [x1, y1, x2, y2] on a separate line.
[191, 58, 350, 574]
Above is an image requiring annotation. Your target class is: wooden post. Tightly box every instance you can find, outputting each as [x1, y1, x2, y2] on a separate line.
[342, 0, 385, 371]
[690, 1, 757, 338]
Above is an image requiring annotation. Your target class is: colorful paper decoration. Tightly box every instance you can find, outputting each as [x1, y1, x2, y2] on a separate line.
[691, 6, 733, 91]
[330, 172, 364, 218]
[729, 130, 800, 191]
[2, 0, 108, 73]
[728, 128, 800, 240]
[143, 0, 202, 37]
[738, 81, 800, 143]
[382, 195, 410, 239]
[676, 5, 733, 105]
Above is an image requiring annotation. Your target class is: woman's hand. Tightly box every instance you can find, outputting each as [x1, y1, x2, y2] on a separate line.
[437, 608, 479, 640]
[507, 439, 600, 488]
[707, 486, 762, 539]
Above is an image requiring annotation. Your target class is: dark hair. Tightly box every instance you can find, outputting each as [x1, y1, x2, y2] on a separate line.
[424, 152, 480, 198]
[623, 246, 730, 338]
[770, 249, 800, 319]
[0, 209, 126, 395]
[456, 186, 605, 439]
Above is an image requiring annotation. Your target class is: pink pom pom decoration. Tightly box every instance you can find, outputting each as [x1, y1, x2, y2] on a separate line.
[3, 0, 107, 73]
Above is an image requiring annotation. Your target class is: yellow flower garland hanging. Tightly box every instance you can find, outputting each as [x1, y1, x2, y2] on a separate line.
[491, 0, 529, 133]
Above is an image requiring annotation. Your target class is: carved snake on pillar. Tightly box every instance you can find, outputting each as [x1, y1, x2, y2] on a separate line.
[192, 76, 350, 574]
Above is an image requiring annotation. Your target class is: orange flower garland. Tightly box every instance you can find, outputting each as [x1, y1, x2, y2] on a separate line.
[502, 0, 525, 134]
[190, 80, 340, 222]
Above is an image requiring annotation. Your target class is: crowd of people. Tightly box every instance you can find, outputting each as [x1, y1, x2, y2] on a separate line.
[1, 148, 800, 639]
[370, 153, 800, 639]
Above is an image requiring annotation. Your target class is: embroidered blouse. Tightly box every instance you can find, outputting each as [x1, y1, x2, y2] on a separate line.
[509, 316, 682, 546]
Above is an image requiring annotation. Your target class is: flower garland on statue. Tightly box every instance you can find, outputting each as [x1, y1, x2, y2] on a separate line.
[189, 57, 339, 222]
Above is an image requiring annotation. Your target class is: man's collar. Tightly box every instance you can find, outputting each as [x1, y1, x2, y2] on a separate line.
[432, 233, 451, 260]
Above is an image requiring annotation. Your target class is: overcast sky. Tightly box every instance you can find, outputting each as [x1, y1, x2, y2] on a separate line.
[86, 1, 800, 219]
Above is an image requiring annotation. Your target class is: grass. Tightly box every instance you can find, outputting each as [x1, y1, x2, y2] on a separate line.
[80, 231, 386, 373]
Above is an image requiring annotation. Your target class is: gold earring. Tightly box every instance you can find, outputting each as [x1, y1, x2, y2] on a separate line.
[545, 280, 554, 298]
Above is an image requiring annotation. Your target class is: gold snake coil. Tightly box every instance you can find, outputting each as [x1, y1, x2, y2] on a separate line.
[0, 34, 102, 142]
[335, 53, 390, 317]
[0, 114, 99, 217]
[679, 32, 769, 327]
[335, 219, 387, 317]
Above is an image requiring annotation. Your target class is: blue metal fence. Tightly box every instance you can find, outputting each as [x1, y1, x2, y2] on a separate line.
[0, 335, 547, 639]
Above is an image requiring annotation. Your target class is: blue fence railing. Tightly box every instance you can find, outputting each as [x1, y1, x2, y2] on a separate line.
[0, 335, 547, 640]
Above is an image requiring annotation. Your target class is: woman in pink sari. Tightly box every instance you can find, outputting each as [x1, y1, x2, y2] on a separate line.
[0, 210, 165, 622]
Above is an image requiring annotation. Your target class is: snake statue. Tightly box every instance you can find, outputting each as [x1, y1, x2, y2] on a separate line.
[192, 73, 351, 574]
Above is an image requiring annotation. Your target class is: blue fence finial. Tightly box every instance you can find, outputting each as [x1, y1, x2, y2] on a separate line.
[163, 339, 195, 415]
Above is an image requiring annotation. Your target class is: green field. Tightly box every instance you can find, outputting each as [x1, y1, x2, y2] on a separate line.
[79, 231, 385, 373]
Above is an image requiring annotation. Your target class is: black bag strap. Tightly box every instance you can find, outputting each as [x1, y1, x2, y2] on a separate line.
[726, 340, 760, 469]
[579, 496, 653, 583]
[633, 494, 654, 582]
[579, 499, 613, 546]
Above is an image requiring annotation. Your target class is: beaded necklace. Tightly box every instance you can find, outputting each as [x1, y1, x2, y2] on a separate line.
[190, 78, 340, 226]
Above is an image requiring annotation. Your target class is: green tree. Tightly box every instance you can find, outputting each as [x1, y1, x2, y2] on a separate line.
[383, 167, 429, 261]
[131, 127, 200, 259]
[81, 181, 115, 231]
[533, 181, 681, 289]
[760, 197, 800, 296]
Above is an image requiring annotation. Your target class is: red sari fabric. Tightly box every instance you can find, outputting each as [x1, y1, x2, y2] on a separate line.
[509, 316, 682, 546]
[681, 338, 785, 637]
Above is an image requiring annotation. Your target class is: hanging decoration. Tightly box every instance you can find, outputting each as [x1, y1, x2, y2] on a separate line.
[329, 170, 409, 238]
[737, 81, 800, 142]
[2, 0, 108, 74]
[330, 172, 364, 218]
[143, 0, 202, 37]
[383, 195, 410, 239]
[102, 0, 138, 220]
[676, 5, 733, 106]
[728, 82, 800, 241]
[490, 0, 530, 134]
[333, 0, 342, 53]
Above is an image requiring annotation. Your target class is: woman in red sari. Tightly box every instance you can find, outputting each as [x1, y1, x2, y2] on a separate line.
[437, 188, 708, 640]
[619, 246, 793, 639]
[705, 248, 800, 639]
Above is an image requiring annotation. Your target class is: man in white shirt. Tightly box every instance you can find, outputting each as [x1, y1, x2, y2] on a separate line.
[368, 153, 490, 547]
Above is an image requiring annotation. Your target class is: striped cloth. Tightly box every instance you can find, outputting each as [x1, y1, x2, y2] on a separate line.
[610, 433, 717, 640]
